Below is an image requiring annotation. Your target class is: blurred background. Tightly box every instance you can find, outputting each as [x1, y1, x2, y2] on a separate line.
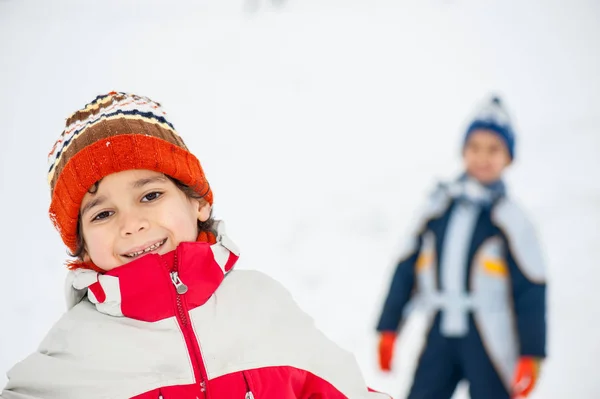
[1, 0, 599, 397]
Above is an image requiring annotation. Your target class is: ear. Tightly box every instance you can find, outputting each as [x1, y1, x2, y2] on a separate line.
[197, 200, 212, 222]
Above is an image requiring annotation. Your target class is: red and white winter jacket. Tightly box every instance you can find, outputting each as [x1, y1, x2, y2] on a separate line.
[1, 227, 387, 399]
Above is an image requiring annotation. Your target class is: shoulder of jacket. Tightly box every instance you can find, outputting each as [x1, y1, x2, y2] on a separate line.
[219, 270, 298, 306]
[223, 270, 289, 292]
[411, 181, 453, 229]
[492, 196, 536, 232]
[37, 301, 105, 351]
[492, 197, 546, 283]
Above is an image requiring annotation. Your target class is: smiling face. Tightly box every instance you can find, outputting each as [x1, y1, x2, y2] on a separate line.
[79, 169, 211, 271]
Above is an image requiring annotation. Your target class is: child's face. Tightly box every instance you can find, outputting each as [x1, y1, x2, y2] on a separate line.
[463, 129, 511, 184]
[79, 169, 210, 271]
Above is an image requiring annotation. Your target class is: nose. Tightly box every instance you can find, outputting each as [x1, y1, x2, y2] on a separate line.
[119, 210, 150, 237]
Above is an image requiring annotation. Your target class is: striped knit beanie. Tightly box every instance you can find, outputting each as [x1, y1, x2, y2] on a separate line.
[48, 91, 213, 254]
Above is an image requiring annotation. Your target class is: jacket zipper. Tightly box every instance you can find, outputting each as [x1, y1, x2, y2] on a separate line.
[167, 251, 210, 398]
[242, 372, 255, 399]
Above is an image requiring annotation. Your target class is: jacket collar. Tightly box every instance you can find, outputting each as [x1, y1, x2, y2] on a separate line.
[65, 221, 240, 322]
[441, 173, 506, 209]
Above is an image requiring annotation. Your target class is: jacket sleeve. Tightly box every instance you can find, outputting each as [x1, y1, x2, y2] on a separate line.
[1, 353, 49, 399]
[375, 184, 451, 334]
[505, 237, 547, 357]
[495, 200, 547, 358]
[375, 235, 422, 333]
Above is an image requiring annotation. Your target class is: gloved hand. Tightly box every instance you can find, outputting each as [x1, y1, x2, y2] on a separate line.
[512, 356, 542, 398]
[378, 332, 397, 371]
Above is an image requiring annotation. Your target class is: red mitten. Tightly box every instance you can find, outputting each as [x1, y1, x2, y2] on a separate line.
[378, 332, 397, 371]
[512, 356, 541, 398]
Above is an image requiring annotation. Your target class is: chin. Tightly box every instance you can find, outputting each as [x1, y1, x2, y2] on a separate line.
[479, 176, 498, 184]
[158, 244, 176, 255]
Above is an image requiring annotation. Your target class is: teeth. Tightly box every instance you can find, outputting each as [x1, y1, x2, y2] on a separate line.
[124, 239, 166, 258]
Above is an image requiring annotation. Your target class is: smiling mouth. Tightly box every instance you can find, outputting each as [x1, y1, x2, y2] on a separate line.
[122, 238, 168, 258]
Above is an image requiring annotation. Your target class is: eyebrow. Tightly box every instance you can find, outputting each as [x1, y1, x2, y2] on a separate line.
[131, 175, 168, 189]
[81, 196, 107, 217]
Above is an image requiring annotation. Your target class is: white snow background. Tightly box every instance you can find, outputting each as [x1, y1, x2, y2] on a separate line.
[1, 0, 599, 398]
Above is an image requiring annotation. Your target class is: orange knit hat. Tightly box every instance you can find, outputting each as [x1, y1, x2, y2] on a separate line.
[48, 91, 213, 254]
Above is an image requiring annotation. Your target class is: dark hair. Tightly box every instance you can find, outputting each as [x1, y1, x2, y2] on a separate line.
[70, 175, 215, 260]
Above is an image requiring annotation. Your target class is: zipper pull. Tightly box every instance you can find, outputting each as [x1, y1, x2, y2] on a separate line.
[170, 271, 188, 294]
[200, 380, 206, 392]
[242, 372, 254, 399]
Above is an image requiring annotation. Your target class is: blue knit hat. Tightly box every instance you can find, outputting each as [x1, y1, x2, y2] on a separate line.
[464, 96, 516, 159]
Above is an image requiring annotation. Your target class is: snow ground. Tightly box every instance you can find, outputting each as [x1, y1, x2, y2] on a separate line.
[1, 0, 599, 397]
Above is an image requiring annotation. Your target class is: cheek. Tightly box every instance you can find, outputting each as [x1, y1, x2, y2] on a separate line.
[81, 228, 116, 268]
[492, 155, 508, 170]
[465, 153, 484, 170]
[463, 152, 476, 166]
[83, 229, 111, 255]
[166, 208, 199, 240]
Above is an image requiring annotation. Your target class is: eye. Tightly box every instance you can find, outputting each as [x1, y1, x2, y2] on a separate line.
[92, 210, 113, 221]
[142, 191, 163, 202]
